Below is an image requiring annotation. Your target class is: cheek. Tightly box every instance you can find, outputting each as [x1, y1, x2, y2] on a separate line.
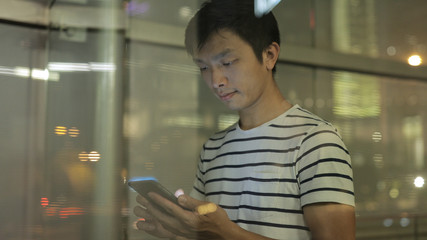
[201, 73, 212, 87]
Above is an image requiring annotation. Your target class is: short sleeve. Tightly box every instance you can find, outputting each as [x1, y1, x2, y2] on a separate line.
[295, 123, 355, 207]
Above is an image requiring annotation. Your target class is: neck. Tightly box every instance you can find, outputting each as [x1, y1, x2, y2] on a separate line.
[238, 87, 292, 130]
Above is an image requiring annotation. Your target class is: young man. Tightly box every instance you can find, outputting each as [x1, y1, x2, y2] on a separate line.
[134, 0, 355, 239]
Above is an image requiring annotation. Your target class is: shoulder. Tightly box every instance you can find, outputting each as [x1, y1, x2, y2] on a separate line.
[284, 106, 344, 146]
[269, 105, 331, 130]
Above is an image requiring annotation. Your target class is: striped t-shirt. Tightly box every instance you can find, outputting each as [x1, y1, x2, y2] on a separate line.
[190, 104, 355, 239]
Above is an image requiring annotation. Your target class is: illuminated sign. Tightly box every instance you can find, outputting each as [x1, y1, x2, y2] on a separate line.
[254, 0, 282, 17]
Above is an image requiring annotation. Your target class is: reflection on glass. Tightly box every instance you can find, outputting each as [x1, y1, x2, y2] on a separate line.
[371, 131, 382, 142]
[31, 68, 50, 80]
[79, 151, 89, 161]
[403, 116, 424, 169]
[0, 65, 58, 81]
[47, 62, 116, 72]
[408, 54, 422, 66]
[326, 0, 427, 65]
[126, 0, 150, 16]
[254, 0, 282, 17]
[315, 68, 427, 238]
[383, 218, 393, 227]
[332, 71, 380, 118]
[41, 197, 49, 207]
[55, 126, 68, 136]
[217, 114, 239, 130]
[163, 114, 204, 128]
[78, 151, 101, 162]
[68, 127, 80, 137]
[372, 154, 384, 169]
[1, 0, 426, 239]
[389, 188, 399, 199]
[88, 151, 101, 162]
[414, 176, 425, 188]
[400, 218, 410, 227]
[14, 66, 30, 77]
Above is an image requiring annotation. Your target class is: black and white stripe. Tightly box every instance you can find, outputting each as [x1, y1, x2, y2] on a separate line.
[190, 105, 354, 239]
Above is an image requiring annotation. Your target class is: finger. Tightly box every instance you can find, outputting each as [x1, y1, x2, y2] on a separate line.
[176, 194, 206, 211]
[136, 220, 156, 231]
[136, 218, 178, 239]
[196, 203, 218, 215]
[174, 189, 185, 198]
[148, 192, 187, 215]
[147, 193, 198, 237]
[134, 206, 154, 221]
[174, 236, 189, 240]
[137, 194, 161, 214]
[136, 194, 148, 206]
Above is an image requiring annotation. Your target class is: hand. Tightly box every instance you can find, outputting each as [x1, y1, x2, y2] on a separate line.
[134, 190, 233, 239]
[134, 195, 178, 239]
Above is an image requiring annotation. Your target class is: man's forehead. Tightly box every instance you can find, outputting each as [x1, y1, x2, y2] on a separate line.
[193, 48, 234, 63]
[195, 30, 238, 51]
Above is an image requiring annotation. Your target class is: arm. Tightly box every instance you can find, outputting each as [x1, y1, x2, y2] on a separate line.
[303, 202, 355, 240]
[134, 192, 277, 240]
[135, 192, 356, 240]
[296, 123, 356, 239]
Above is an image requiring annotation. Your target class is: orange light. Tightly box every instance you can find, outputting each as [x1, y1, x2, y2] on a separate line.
[79, 151, 89, 162]
[59, 207, 85, 219]
[45, 208, 56, 217]
[68, 127, 80, 137]
[88, 151, 101, 162]
[40, 197, 49, 207]
[55, 126, 67, 136]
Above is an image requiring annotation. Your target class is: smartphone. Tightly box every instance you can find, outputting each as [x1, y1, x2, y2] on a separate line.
[128, 177, 180, 210]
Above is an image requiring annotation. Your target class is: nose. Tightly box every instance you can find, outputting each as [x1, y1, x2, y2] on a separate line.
[211, 68, 226, 89]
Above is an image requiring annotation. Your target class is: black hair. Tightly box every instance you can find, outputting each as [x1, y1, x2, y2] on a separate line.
[185, 0, 281, 70]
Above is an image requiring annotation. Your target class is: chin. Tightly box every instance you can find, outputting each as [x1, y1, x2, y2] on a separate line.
[224, 102, 244, 111]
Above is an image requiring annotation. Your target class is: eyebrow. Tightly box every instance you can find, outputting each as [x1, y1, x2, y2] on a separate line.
[194, 48, 233, 63]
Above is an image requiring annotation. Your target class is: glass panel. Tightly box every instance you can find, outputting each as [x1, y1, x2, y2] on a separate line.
[314, 69, 427, 239]
[316, 0, 427, 66]
[1, 2, 127, 240]
[125, 0, 200, 27]
[272, 0, 313, 47]
[126, 42, 202, 239]
[2, 0, 426, 239]
[276, 64, 315, 111]
[0, 23, 48, 240]
[125, 51, 319, 237]
[44, 28, 126, 240]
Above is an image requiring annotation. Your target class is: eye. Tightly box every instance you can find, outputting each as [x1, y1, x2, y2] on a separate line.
[199, 66, 208, 71]
[222, 59, 237, 67]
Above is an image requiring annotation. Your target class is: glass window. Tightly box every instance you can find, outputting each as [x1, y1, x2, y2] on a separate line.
[314, 69, 427, 238]
[1, 0, 426, 239]
[273, 0, 313, 47]
[126, 41, 202, 238]
[315, 0, 427, 66]
[126, 0, 200, 27]
[0, 23, 47, 240]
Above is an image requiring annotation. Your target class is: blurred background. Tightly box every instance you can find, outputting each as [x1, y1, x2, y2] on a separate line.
[0, 0, 426, 239]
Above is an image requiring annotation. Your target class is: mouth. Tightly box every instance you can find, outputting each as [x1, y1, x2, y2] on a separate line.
[218, 91, 237, 101]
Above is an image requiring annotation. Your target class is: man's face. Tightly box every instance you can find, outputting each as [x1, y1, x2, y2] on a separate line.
[193, 30, 273, 113]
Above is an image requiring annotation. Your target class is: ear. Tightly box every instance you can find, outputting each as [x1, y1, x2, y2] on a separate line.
[263, 42, 280, 71]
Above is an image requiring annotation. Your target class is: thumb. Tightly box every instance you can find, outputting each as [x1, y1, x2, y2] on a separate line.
[174, 189, 205, 210]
